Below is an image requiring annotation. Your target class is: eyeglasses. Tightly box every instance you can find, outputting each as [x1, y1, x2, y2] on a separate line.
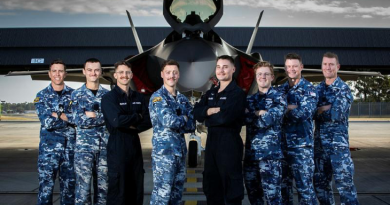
[256, 73, 272, 78]
[116, 71, 132, 75]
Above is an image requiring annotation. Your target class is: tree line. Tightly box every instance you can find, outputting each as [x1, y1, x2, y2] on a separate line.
[0, 75, 389, 114]
[1, 102, 35, 114]
[349, 75, 390, 102]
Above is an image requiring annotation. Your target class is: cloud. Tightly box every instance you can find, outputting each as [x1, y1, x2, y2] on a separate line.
[0, 0, 163, 16]
[362, 15, 373, 18]
[344, 14, 356, 18]
[0, 0, 389, 19]
[356, 6, 390, 16]
[225, 0, 390, 18]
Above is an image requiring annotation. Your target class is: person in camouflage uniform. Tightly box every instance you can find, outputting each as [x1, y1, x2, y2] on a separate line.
[314, 52, 359, 205]
[34, 59, 76, 205]
[149, 60, 196, 205]
[244, 61, 287, 205]
[101, 60, 151, 205]
[279, 53, 318, 205]
[71, 58, 109, 205]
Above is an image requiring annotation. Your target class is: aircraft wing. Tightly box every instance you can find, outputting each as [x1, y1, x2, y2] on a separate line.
[273, 67, 382, 85]
[6, 67, 115, 85]
[225, 43, 382, 95]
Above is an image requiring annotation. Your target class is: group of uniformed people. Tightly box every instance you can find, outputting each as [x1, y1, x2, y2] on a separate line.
[35, 52, 358, 205]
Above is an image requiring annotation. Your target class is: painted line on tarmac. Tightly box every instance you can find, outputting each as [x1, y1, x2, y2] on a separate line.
[186, 169, 198, 193]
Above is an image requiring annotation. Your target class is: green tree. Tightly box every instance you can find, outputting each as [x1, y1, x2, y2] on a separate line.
[15, 104, 25, 113]
[352, 75, 390, 102]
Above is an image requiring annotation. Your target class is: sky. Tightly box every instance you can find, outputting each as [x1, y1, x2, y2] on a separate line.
[0, 0, 390, 103]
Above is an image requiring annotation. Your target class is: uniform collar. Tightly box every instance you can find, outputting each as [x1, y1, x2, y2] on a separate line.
[162, 85, 180, 100]
[81, 83, 105, 97]
[114, 85, 133, 98]
[213, 80, 237, 93]
[283, 76, 307, 91]
[326, 76, 342, 88]
[256, 86, 275, 97]
[48, 83, 70, 94]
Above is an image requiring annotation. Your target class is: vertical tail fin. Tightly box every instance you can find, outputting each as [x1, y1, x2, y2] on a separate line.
[126, 10, 144, 54]
[246, 10, 264, 55]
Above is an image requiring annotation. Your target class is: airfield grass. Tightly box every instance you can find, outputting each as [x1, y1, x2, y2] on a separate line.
[0, 114, 39, 121]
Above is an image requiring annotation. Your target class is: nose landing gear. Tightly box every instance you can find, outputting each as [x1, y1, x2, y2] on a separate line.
[188, 133, 204, 168]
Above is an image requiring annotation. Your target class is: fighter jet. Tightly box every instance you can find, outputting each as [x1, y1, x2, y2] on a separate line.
[6, 0, 381, 98]
[118, 0, 381, 97]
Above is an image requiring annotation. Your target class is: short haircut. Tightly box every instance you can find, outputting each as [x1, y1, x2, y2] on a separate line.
[253, 61, 274, 75]
[50, 59, 66, 71]
[161, 59, 180, 71]
[284, 53, 302, 64]
[84, 58, 101, 69]
[114, 60, 132, 72]
[323, 52, 339, 64]
[216, 55, 235, 65]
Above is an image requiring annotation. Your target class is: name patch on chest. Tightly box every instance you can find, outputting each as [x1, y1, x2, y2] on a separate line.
[132, 102, 141, 105]
[220, 97, 227, 100]
[120, 102, 127, 105]
[208, 97, 214, 100]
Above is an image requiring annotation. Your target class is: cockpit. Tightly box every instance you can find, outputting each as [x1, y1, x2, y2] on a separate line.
[170, 0, 217, 24]
[163, 0, 222, 34]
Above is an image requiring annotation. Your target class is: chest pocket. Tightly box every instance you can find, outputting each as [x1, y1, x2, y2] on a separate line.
[287, 90, 300, 105]
[87, 97, 102, 112]
[207, 92, 227, 107]
[326, 87, 338, 104]
[319, 90, 329, 106]
[264, 98, 273, 109]
[63, 98, 72, 113]
[130, 101, 142, 113]
[119, 101, 129, 113]
[57, 95, 71, 113]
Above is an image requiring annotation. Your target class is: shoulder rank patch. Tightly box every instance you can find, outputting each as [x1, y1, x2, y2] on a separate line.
[69, 101, 73, 106]
[34, 97, 40, 103]
[153, 97, 162, 103]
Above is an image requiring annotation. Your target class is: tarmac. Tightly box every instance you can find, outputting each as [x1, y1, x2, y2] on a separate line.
[0, 120, 389, 205]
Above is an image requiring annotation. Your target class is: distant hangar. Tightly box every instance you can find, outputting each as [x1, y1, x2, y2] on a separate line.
[0, 27, 389, 75]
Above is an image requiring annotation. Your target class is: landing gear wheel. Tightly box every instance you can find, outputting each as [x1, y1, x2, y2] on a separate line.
[188, 140, 198, 168]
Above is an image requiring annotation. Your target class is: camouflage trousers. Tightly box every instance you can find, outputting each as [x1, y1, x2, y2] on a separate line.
[314, 140, 359, 205]
[281, 147, 318, 205]
[37, 136, 76, 205]
[74, 150, 108, 205]
[281, 158, 294, 205]
[244, 159, 282, 205]
[150, 154, 186, 205]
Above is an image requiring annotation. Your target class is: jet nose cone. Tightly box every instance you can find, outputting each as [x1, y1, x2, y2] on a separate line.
[167, 39, 220, 92]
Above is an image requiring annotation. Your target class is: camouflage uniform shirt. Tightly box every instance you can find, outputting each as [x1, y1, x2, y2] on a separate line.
[245, 86, 287, 161]
[149, 85, 196, 156]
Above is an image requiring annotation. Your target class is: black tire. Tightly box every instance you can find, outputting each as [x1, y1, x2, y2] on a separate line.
[188, 140, 198, 168]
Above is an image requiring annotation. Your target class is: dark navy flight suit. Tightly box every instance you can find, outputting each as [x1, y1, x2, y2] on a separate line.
[194, 81, 246, 205]
[101, 86, 152, 205]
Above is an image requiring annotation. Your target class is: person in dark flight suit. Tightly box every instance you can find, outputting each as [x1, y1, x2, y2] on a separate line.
[194, 55, 246, 205]
[101, 60, 151, 205]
